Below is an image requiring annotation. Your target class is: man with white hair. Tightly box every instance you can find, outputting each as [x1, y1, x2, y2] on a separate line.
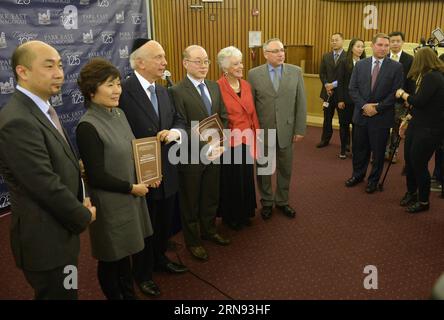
[119, 38, 188, 297]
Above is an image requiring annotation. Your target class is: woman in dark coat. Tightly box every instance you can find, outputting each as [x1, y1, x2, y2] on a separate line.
[337, 38, 366, 159]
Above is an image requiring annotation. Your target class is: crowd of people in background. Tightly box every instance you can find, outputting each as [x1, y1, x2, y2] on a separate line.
[0, 28, 443, 300]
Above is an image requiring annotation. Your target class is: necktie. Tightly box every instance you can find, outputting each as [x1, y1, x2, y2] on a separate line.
[272, 68, 280, 91]
[334, 53, 339, 64]
[392, 54, 399, 62]
[371, 60, 380, 91]
[47, 104, 67, 142]
[198, 83, 212, 116]
[148, 85, 159, 117]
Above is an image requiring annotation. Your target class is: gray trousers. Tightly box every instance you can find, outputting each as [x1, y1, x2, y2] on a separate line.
[256, 143, 294, 207]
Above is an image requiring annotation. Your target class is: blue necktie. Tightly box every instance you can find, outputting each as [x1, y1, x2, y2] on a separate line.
[272, 68, 280, 91]
[198, 83, 212, 116]
[148, 85, 159, 117]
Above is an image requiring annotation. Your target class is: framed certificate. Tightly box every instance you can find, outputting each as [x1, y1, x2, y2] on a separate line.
[132, 137, 162, 185]
[192, 113, 226, 147]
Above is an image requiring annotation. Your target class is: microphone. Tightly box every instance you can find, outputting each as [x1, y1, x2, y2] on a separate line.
[420, 37, 427, 47]
[162, 70, 174, 87]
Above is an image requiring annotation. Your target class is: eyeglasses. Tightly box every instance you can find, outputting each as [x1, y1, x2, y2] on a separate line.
[186, 59, 211, 66]
[265, 48, 285, 54]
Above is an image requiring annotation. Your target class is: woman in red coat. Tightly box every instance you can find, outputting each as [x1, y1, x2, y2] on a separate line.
[217, 46, 260, 230]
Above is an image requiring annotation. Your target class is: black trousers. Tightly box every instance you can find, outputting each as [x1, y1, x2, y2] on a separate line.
[404, 124, 444, 202]
[97, 256, 134, 300]
[132, 236, 154, 284]
[320, 96, 338, 143]
[339, 103, 354, 153]
[352, 124, 390, 185]
[178, 163, 219, 247]
[23, 264, 77, 300]
[146, 194, 176, 267]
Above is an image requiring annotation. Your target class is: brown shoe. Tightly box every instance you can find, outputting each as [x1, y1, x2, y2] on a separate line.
[188, 246, 208, 261]
[203, 233, 231, 246]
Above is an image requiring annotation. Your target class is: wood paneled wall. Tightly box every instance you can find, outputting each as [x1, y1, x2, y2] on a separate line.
[152, 0, 444, 82]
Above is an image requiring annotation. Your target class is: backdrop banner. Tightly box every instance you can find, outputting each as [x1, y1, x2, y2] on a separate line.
[0, 0, 148, 216]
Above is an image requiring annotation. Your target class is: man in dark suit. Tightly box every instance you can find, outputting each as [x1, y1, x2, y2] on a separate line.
[346, 33, 404, 193]
[0, 41, 96, 299]
[385, 31, 414, 163]
[169, 45, 230, 261]
[119, 39, 188, 292]
[317, 32, 347, 148]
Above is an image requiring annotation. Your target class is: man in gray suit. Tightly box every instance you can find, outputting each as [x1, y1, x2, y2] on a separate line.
[248, 38, 307, 220]
[0, 41, 96, 299]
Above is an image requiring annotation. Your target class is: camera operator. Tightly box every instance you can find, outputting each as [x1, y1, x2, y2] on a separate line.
[396, 47, 444, 213]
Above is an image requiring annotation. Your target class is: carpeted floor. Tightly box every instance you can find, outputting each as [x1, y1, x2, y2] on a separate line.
[1, 126, 443, 300]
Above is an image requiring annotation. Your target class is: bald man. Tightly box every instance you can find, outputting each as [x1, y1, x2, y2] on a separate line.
[0, 41, 96, 299]
[169, 45, 230, 261]
[119, 39, 188, 296]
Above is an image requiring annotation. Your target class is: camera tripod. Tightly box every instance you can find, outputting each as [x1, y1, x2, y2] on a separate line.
[378, 126, 444, 200]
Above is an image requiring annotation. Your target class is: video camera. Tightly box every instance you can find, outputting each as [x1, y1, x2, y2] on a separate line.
[414, 27, 444, 54]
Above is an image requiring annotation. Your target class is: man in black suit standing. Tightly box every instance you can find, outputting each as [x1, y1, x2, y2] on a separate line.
[385, 31, 414, 163]
[170, 45, 230, 261]
[317, 32, 347, 148]
[0, 41, 96, 299]
[119, 39, 188, 296]
[346, 33, 404, 193]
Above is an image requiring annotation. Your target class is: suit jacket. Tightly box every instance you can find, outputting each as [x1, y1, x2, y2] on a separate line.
[248, 63, 307, 149]
[398, 51, 414, 89]
[337, 59, 355, 105]
[217, 76, 260, 156]
[169, 76, 228, 172]
[119, 74, 186, 200]
[0, 91, 91, 271]
[319, 50, 347, 101]
[349, 57, 404, 128]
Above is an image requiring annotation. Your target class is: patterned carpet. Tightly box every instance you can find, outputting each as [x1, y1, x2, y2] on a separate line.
[1, 126, 443, 300]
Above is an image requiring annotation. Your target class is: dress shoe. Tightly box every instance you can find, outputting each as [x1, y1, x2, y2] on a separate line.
[345, 176, 363, 187]
[400, 192, 417, 207]
[137, 280, 160, 297]
[202, 233, 231, 246]
[276, 205, 296, 218]
[261, 206, 272, 220]
[223, 220, 242, 231]
[188, 246, 208, 261]
[316, 141, 329, 148]
[365, 182, 378, 194]
[406, 201, 429, 213]
[155, 261, 188, 274]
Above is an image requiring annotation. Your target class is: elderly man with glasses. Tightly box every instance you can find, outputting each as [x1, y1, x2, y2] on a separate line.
[169, 45, 230, 261]
[248, 38, 307, 221]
